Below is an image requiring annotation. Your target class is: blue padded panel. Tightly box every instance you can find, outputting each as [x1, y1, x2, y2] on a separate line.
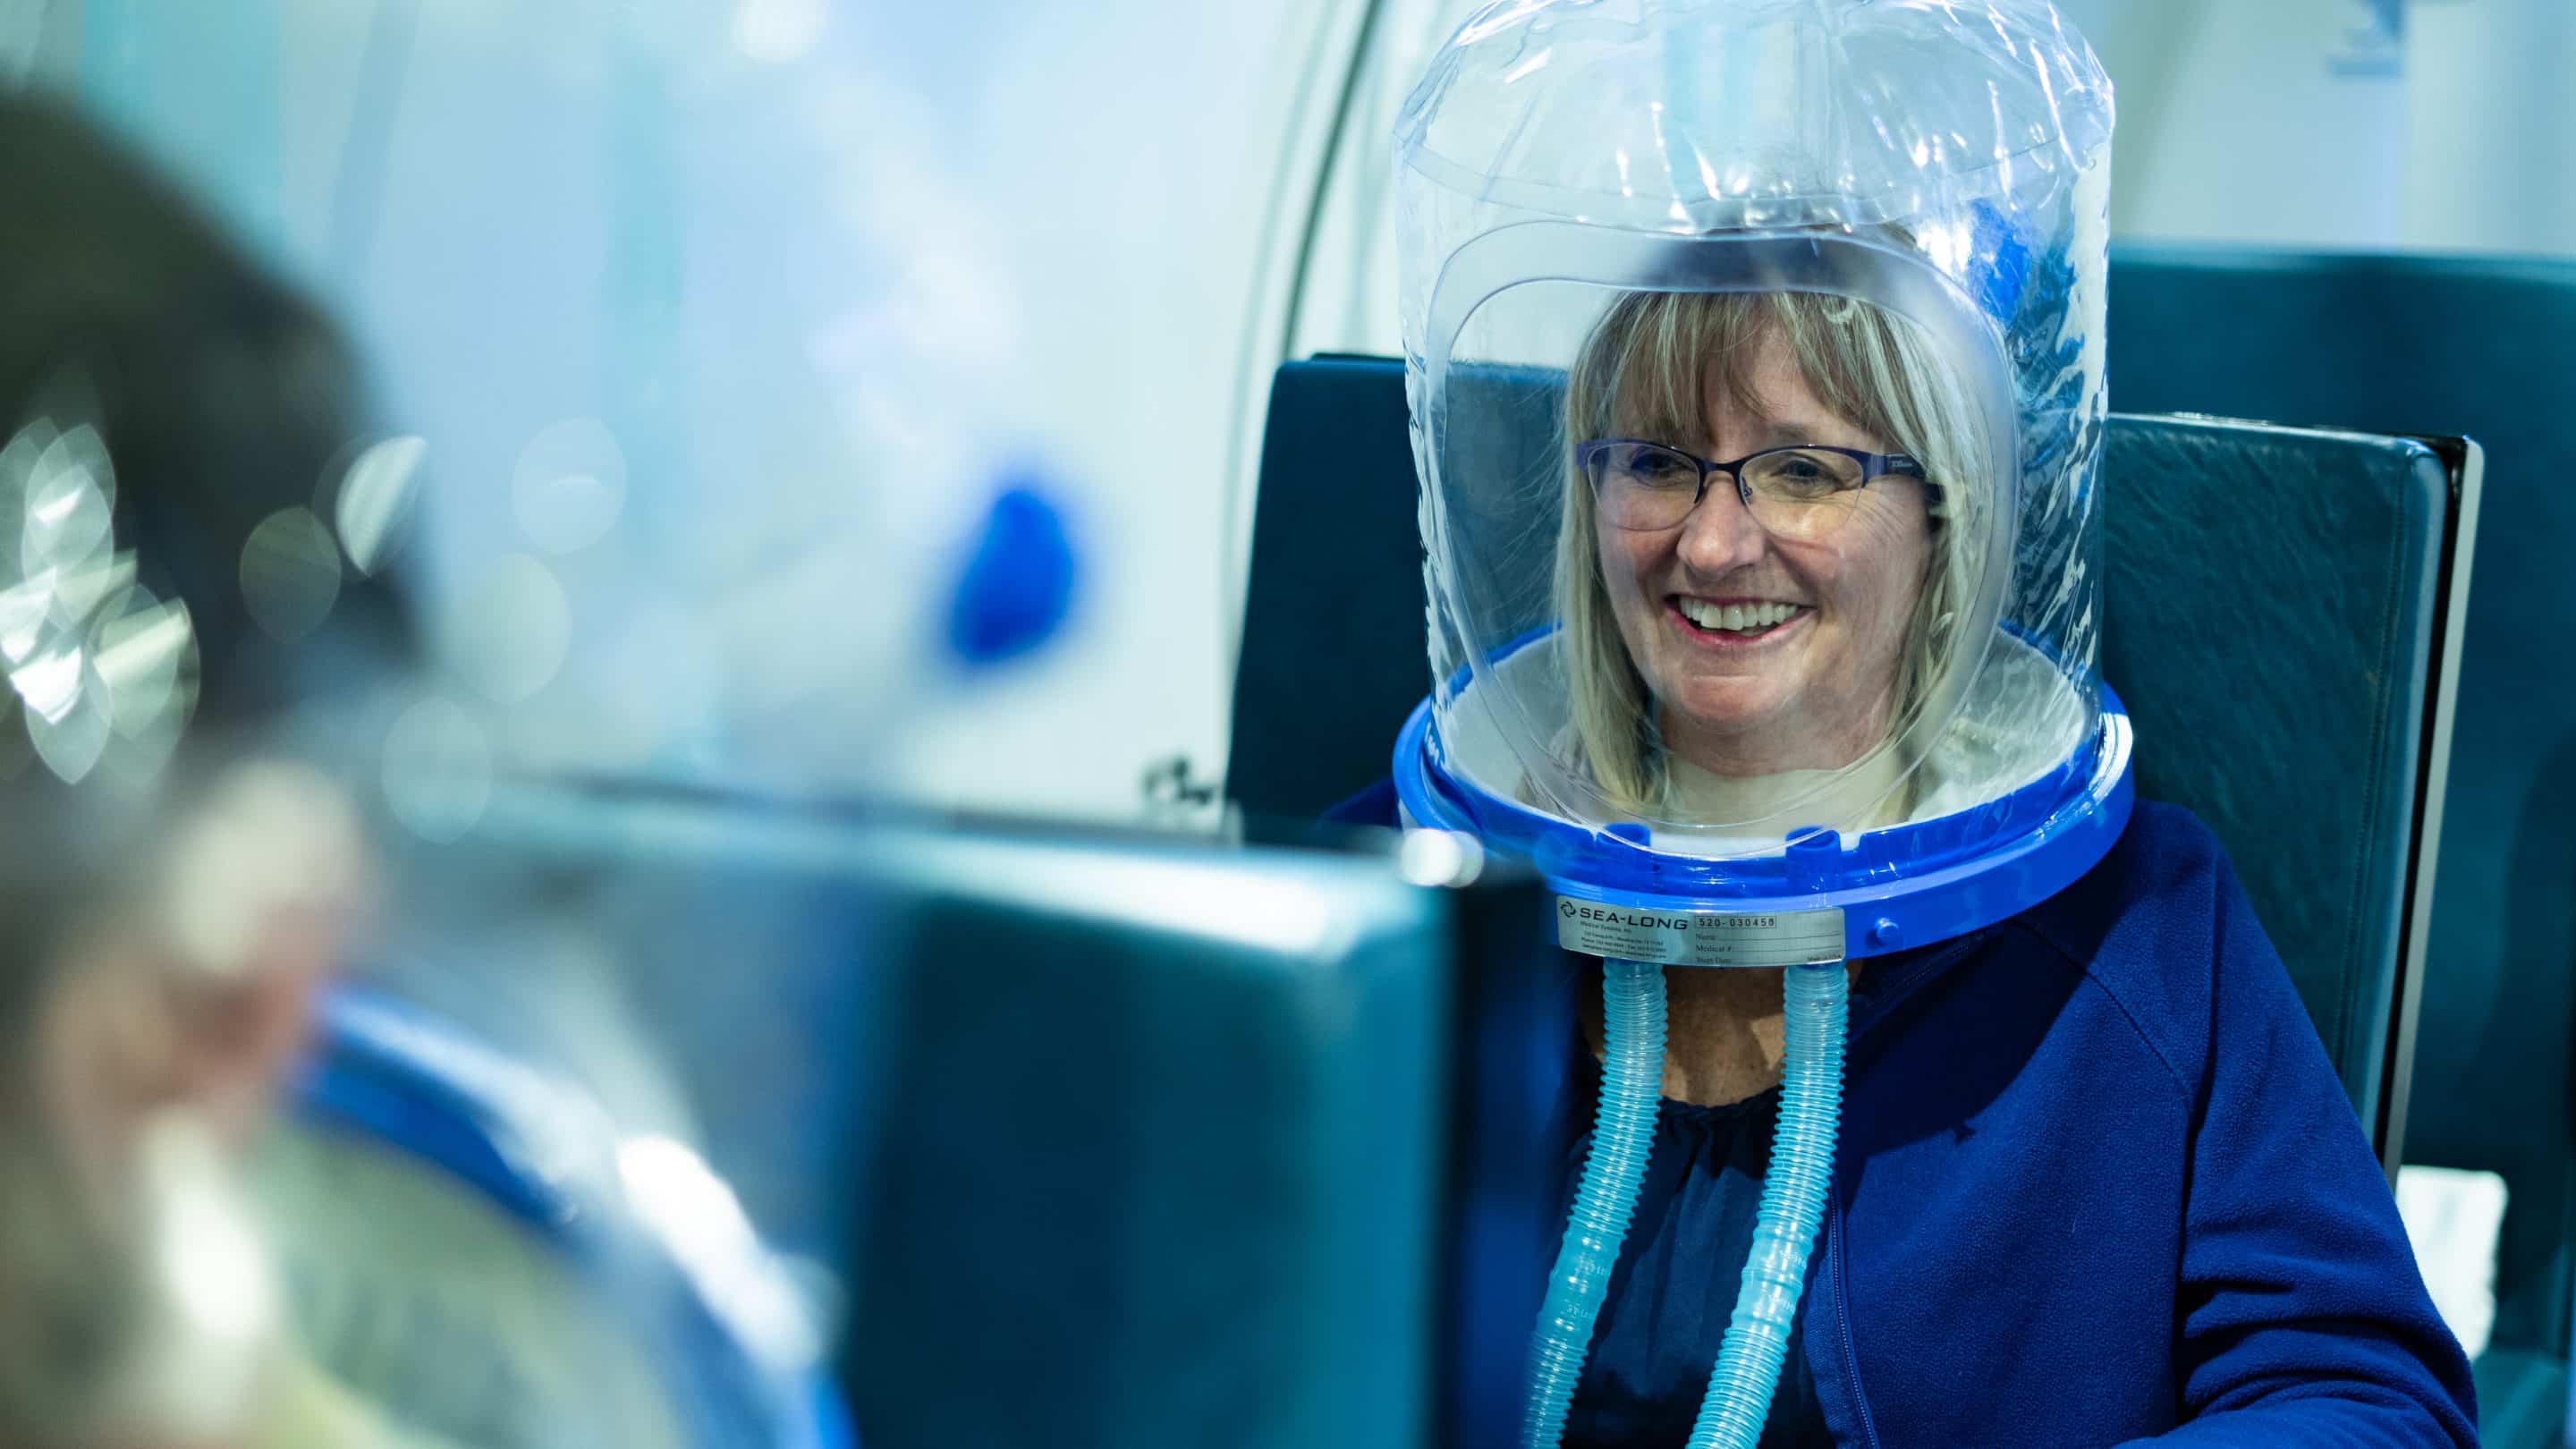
[2110, 244, 2576, 1359]
[2099, 416, 2447, 1131]
[844, 825, 1449, 1449]
[1232, 358, 1429, 821]
[1229, 359, 2447, 1150]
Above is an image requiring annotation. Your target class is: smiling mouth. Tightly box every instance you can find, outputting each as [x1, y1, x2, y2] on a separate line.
[1670, 597, 1807, 642]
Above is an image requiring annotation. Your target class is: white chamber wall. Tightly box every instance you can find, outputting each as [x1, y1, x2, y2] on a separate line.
[43, 0, 1375, 824]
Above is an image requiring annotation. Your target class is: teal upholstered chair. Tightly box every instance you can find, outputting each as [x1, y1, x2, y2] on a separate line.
[2108, 245, 2576, 1445]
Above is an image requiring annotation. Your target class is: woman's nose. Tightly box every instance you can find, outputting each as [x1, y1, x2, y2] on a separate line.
[1674, 482, 1768, 574]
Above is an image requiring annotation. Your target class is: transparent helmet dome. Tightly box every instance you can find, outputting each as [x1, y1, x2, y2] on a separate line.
[1396, 0, 2114, 865]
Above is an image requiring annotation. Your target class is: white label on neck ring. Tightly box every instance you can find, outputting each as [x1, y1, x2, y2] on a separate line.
[1554, 897, 1846, 968]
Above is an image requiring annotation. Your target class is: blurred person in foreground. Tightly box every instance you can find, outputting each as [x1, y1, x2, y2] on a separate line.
[0, 90, 437, 1447]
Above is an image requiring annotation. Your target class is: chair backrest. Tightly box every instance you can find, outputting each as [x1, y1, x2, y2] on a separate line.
[2098, 415, 2469, 1157]
[844, 819, 1452, 1449]
[2108, 243, 2576, 1357]
[1228, 357, 2470, 1166]
[1229, 359, 1428, 820]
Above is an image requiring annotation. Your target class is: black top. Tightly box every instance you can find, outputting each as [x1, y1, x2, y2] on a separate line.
[1563, 1087, 1834, 1448]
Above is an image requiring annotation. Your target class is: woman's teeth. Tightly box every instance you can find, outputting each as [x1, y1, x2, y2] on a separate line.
[1678, 599, 1799, 634]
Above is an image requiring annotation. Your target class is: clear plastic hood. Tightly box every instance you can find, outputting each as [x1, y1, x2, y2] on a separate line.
[1396, 0, 2113, 864]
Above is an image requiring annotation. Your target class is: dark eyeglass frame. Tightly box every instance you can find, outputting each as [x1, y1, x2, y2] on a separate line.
[1574, 437, 1939, 523]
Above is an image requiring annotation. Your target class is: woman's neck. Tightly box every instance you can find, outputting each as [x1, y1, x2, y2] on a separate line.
[1658, 742, 1913, 835]
[1655, 691, 1896, 785]
[1582, 962, 1867, 1108]
[1610, 734, 1905, 1108]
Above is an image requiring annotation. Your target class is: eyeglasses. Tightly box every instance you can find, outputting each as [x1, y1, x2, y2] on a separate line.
[1576, 437, 1934, 538]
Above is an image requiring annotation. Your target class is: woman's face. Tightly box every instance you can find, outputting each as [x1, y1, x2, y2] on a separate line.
[1596, 327, 1935, 776]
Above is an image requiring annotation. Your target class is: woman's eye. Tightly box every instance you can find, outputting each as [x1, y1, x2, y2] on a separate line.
[1759, 451, 1860, 493]
[1623, 449, 1690, 481]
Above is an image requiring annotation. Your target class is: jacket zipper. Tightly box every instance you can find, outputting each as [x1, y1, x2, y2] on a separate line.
[1830, 1131, 1884, 1448]
[1828, 931, 1985, 1448]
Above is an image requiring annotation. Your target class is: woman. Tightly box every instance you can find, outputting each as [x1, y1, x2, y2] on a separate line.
[1372, 3, 2476, 1440]
[1354, 280, 2481, 1447]
[1593, 283, 2484, 1445]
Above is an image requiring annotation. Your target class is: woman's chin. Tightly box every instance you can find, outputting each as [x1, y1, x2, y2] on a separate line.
[1658, 690, 1797, 755]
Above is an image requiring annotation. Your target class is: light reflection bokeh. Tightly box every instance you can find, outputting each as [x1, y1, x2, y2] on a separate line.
[335, 434, 429, 577]
[380, 694, 496, 843]
[240, 507, 345, 644]
[512, 417, 629, 557]
[447, 553, 572, 706]
[0, 411, 201, 790]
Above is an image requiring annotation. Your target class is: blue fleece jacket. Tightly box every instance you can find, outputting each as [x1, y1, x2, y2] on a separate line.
[1340, 788, 2479, 1445]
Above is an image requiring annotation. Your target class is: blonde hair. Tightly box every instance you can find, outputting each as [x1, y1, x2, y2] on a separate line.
[1554, 288, 1992, 815]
